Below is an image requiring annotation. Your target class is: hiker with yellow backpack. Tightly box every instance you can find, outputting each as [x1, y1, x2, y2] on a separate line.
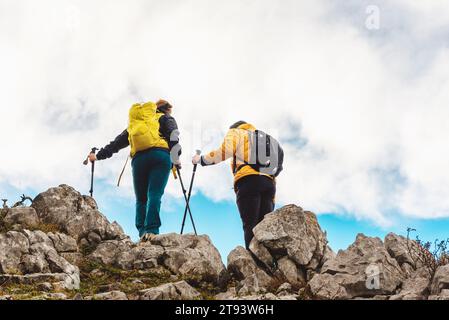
[192, 121, 284, 249]
[88, 100, 181, 242]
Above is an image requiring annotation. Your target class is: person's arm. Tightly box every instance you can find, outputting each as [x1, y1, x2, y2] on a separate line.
[200, 129, 239, 166]
[96, 129, 130, 160]
[159, 114, 182, 157]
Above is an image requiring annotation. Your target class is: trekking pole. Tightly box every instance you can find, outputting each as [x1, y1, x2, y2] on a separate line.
[177, 166, 198, 235]
[83, 147, 98, 197]
[180, 150, 201, 235]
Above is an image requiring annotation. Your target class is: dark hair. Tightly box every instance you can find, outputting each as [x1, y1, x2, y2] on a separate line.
[156, 99, 173, 113]
[230, 121, 247, 129]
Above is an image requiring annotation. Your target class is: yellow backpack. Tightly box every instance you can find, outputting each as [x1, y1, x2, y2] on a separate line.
[117, 102, 171, 187]
[127, 101, 169, 157]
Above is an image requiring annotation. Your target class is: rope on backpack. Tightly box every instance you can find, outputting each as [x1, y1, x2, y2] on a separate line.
[117, 155, 130, 187]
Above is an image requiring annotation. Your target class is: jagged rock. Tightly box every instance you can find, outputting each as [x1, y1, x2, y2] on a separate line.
[0, 295, 12, 300]
[214, 287, 237, 300]
[323, 245, 336, 264]
[150, 233, 226, 285]
[23, 229, 53, 248]
[228, 206, 335, 295]
[46, 249, 77, 275]
[277, 256, 306, 287]
[31, 185, 126, 244]
[308, 273, 349, 300]
[89, 240, 134, 266]
[249, 238, 274, 268]
[389, 268, 429, 300]
[250, 205, 330, 274]
[20, 254, 50, 273]
[276, 282, 293, 294]
[86, 231, 102, 247]
[438, 289, 449, 296]
[89, 241, 164, 271]
[428, 289, 449, 300]
[318, 234, 404, 298]
[3, 183, 445, 301]
[430, 264, 449, 295]
[3, 207, 40, 228]
[227, 246, 274, 295]
[0, 231, 30, 273]
[139, 281, 201, 300]
[130, 243, 165, 269]
[90, 291, 128, 300]
[89, 233, 226, 285]
[47, 232, 78, 253]
[0, 229, 80, 290]
[384, 233, 420, 272]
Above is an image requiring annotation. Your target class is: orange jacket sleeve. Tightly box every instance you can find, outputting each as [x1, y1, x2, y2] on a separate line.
[201, 129, 239, 166]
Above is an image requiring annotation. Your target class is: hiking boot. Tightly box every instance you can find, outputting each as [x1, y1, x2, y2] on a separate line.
[139, 233, 156, 243]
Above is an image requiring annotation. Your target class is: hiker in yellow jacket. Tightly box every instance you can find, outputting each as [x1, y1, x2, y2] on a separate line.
[192, 121, 276, 249]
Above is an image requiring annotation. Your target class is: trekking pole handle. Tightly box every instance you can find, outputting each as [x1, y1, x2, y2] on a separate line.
[83, 147, 99, 165]
[193, 150, 201, 172]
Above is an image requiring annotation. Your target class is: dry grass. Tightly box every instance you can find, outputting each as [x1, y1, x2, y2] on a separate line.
[0, 283, 43, 300]
[74, 259, 174, 298]
[26, 223, 61, 234]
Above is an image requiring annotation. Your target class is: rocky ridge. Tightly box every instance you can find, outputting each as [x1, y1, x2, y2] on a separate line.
[1, 184, 448, 300]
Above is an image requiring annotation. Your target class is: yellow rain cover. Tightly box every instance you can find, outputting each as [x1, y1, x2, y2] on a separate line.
[127, 101, 168, 157]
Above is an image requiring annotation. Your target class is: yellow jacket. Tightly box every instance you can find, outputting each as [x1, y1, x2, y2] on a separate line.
[201, 123, 274, 184]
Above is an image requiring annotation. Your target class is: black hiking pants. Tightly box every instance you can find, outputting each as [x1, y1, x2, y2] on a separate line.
[235, 175, 276, 249]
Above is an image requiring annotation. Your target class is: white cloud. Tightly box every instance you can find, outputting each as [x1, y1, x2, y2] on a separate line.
[1, 0, 449, 225]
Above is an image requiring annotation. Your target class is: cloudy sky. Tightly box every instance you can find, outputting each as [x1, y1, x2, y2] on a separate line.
[1, 0, 449, 257]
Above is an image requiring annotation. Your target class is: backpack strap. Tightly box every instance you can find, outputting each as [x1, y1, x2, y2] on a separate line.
[233, 129, 256, 175]
[117, 155, 130, 187]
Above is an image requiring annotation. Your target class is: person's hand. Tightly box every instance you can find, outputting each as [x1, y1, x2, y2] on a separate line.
[88, 153, 97, 163]
[192, 154, 201, 165]
[173, 160, 182, 170]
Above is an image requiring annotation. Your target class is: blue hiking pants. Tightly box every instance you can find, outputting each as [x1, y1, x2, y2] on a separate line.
[131, 149, 172, 237]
